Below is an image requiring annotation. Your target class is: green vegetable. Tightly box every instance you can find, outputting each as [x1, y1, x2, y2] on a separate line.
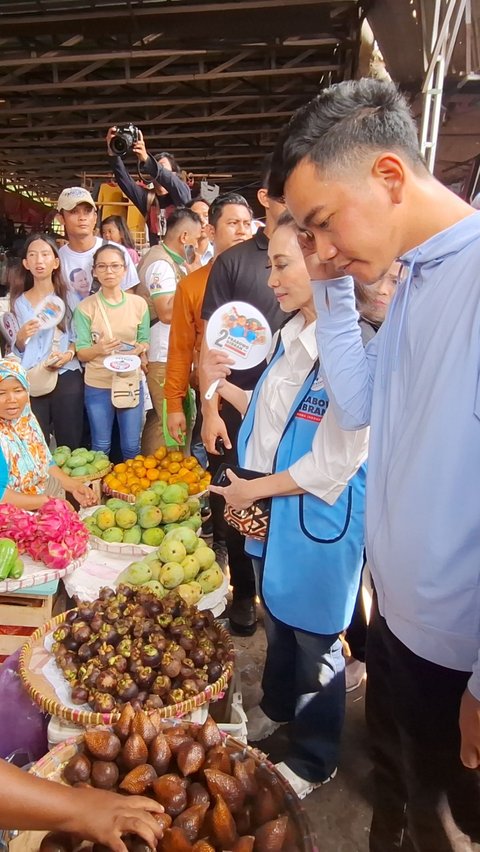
[0, 539, 19, 580]
[9, 557, 24, 580]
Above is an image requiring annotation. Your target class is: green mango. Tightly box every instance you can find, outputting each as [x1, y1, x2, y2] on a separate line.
[102, 527, 124, 543]
[141, 527, 165, 547]
[68, 455, 89, 469]
[123, 525, 142, 544]
[106, 498, 130, 511]
[70, 465, 89, 477]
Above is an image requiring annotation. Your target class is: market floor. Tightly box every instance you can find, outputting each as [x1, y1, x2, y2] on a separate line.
[231, 613, 373, 852]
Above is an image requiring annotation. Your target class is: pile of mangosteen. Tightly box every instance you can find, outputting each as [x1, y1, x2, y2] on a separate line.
[51, 586, 233, 714]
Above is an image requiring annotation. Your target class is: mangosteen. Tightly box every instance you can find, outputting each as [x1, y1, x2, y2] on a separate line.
[179, 659, 195, 679]
[141, 644, 162, 668]
[161, 653, 182, 679]
[117, 675, 140, 703]
[89, 613, 103, 634]
[62, 635, 79, 653]
[198, 638, 215, 658]
[71, 684, 89, 705]
[136, 690, 148, 704]
[151, 674, 171, 696]
[189, 647, 206, 668]
[77, 603, 95, 622]
[117, 638, 132, 658]
[157, 613, 173, 629]
[86, 669, 101, 690]
[145, 695, 164, 710]
[110, 654, 128, 674]
[179, 629, 196, 652]
[53, 625, 70, 643]
[193, 668, 209, 687]
[103, 605, 121, 624]
[97, 643, 115, 664]
[63, 667, 78, 683]
[92, 692, 116, 713]
[129, 604, 146, 619]
[207, 661, 223, 683]
[77, 643, 93, 663]
[150, 634, 167, 652]
[168, 688, 185, 705]
[65, 610, 79, 625]
[135, 666, 155, 690]
[90, 637, 103, 654]
[182, 678, 200, 698]
[129, 659, 143, 679]
[116, 619, 130, 638]
[96, 670, 118, 694]
[98, 587, 115, 602]
[58, 651, 77, 670]
[71, 621, 92, 644]
[145, 598, 162, 618]
[169, 617, 187, 637]
[168, 642, 186, 662]
[98, 622, 119, 645]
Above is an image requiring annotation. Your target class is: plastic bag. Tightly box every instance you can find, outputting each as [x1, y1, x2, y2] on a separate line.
[0, 649, 48, 761]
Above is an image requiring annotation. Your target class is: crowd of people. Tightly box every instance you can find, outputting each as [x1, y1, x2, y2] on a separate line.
[0, 77, 479, 852]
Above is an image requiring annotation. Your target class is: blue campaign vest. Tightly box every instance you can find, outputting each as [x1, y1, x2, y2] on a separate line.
[237, 338, 366, 634]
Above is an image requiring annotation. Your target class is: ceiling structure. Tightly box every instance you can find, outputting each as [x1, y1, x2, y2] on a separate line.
[0, 0, 367, 203]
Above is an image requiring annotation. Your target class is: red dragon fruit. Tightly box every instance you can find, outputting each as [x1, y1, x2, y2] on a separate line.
[0, 498, 89, 569]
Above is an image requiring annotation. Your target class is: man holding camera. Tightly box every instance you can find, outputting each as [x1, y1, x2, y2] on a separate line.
[106, 126, 191, 246]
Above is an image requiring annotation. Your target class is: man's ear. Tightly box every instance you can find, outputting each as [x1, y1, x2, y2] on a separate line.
[257, 187, 269, 210]
[205, 224, 215, 242]
[55, 212, 65, 227]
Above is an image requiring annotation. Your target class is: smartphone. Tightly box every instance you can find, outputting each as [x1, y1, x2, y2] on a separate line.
[211, 463, 269, 487]
[116, 342, 135, 352]
[184, 244, 196, 265]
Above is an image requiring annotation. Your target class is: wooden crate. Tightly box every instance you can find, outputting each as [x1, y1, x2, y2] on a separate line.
[0, 593, 53, 659]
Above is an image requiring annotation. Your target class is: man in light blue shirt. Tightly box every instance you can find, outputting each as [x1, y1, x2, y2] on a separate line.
[269, 79, 480, 851]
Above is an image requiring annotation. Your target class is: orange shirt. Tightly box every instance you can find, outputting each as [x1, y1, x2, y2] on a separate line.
[164, 262, 212, 414]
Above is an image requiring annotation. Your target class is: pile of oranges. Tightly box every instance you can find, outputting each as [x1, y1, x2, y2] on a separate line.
[103, 448, 211, 497]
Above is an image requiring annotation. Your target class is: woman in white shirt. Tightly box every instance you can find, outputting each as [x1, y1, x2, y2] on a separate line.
[203, 212, 369, 798]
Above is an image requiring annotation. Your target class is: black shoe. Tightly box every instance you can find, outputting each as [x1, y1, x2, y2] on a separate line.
[228, 595, 257, 636]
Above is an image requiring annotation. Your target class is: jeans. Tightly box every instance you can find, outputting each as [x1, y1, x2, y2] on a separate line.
[253, 559, 345, 782]
[366, 599, 480, 852]
[84, 383, 144, 460]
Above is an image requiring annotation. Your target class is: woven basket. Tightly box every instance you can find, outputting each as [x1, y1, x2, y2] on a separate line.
[102, 481, 135, 503]
[69, 463, 113, 485]
[4, 728, 318, 852]
[18, 611, 235, 727]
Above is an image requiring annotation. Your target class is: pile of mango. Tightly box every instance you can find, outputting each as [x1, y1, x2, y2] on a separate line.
[53, 446, 110, 479]
[116, 526, 224, 605]
[84, 482, 203, 547]
[103, 447, 211, 497]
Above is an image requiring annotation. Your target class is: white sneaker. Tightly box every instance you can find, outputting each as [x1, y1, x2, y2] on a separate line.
[246, 706, 288, 742]
[345, 658, 366, 692]
[275, 762, 337, 799]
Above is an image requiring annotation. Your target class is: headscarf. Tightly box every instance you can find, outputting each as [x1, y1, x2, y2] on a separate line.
[0, 358, 52, 494]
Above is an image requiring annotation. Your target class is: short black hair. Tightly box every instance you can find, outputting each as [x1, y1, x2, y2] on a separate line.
[166, 207, 202, 234]
[208, 193, 252, 227]
[156, 151, 181, 173]
[186, 198, 211, 210]
[269, 78, 425, 199]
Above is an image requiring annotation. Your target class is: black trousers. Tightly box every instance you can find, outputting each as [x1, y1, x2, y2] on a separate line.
[31, 369, 84, 450]
[207, 400, 256, 600]
[366, 600, 480, 852]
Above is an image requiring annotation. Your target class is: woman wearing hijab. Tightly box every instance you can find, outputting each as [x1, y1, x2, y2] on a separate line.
[0, 358, 96, 510]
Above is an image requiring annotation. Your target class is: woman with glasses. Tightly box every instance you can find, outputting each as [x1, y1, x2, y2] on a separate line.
[73, 244, 149, 460]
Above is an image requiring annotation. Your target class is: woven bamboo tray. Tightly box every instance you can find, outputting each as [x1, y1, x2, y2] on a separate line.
[67, 463, 112, 485]
[3, 727, 318, 852]
[18, 610, 235, 727]
[101, 481, 135, 503]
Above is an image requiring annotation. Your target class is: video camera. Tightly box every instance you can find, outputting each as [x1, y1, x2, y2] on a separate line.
[110, 124, 140, 158]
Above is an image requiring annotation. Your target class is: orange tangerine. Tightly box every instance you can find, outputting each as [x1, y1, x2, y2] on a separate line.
[131, 484, 142, 495]
[168, 451, 184, 463]
[168, 462, 181, 474]
[183, 456, 197, 470]
[108, 477, 123, 490]
[178, 467, 189, 477]
[169, 474, 182, 484]
[159, 458, 170, 469]
[183, 471, 199, 484]
[134, 454, 144, 461]
[146, 468, 160, 481]
[188, 482, 201, 495]
[158, 470, 170, 481]
[140, 477, 151, 489]
[144, 456, 158, 469]
[117, 472, 128, 485]
[113, 462, 127, 473]
[154, 446, 167, 461]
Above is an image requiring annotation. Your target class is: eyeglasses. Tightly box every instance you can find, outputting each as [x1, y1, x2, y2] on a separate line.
[94, 263, 125, 273]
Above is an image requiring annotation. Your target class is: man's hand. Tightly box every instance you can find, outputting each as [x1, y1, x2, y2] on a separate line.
[209, 468, 253, 510]
[167, 411, 187, 445]
[105, 126, 117, 156]
[132, 129, 149, 164]
[459, 687, 480, 769]
[67, 788, 165, 852]
[297, 231, 340, 281]
[95, 336, 122, 357]
[201, 410, 231, 454]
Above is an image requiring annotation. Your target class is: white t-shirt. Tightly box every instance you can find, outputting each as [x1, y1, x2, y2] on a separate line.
[59, 238, 139, 303]
[143, 258, 179, 362]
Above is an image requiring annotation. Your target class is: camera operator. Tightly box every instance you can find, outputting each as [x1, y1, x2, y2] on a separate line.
[106, 127, 191, 246]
